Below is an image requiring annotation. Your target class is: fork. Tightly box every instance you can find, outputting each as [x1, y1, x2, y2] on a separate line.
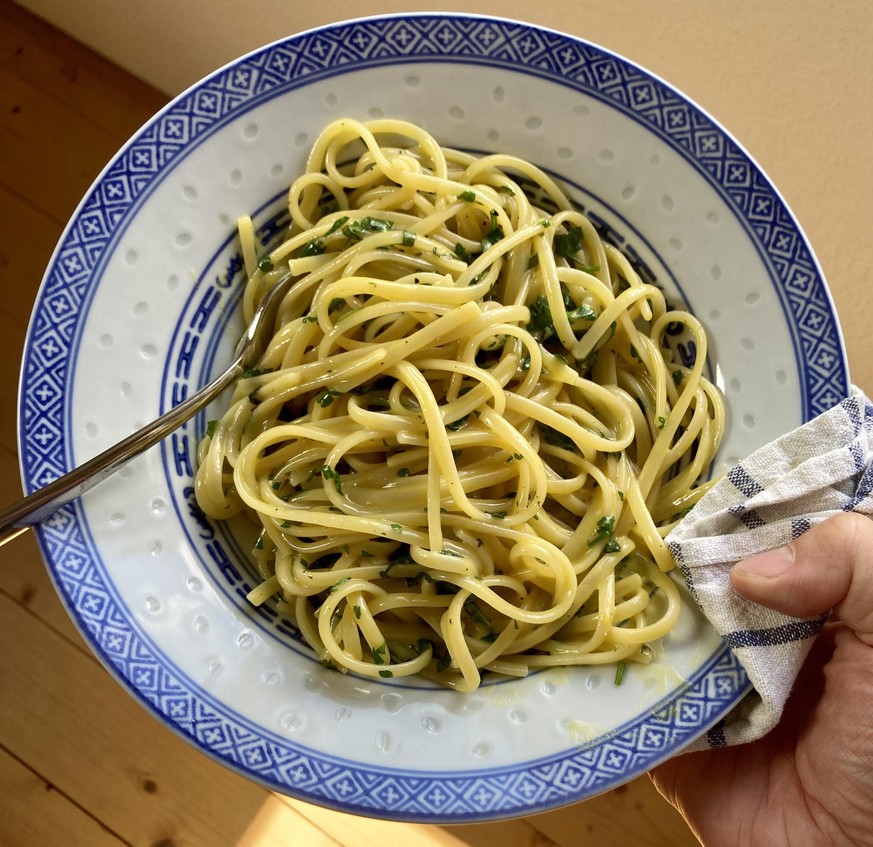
[0, 273, 294, 546]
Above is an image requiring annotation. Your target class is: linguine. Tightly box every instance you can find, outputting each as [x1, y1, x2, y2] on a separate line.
[194, 118, 724, 691]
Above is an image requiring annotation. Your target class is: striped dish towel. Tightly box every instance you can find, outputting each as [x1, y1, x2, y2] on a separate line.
[666, 385, 873, 748]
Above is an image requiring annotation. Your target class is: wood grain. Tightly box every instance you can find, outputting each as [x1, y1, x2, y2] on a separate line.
[0, 747, 124, 847]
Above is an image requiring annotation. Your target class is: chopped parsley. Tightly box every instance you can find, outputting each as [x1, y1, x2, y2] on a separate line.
[566, 303, 597, 322]
[361, 215, 394, 232]
[587, 515, 616, 547]
[324, 216, 350, 236]
[542, 426, 577, 452]
[316, 388, 342, 407]
[614, 660, 627, 686]
[480, 212, 503, 251]
[454, 243, 475, 264]
[321, 465, 343, 494]
[527, 291, 595, 340]
[553, 222, 600, 271]
[341, 215, 395, 242]
[342, 221, 365, 241]
[241, 367, 274, 379]
[463, 599, 492, 631]
[526, 294, 555, 341]
[298, 238, 325, 257]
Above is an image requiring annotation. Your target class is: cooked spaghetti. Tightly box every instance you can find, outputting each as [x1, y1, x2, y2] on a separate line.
[194, 118, 724, 691]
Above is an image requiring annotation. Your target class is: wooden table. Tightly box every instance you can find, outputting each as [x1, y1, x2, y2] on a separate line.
[1, 2, 870, 845]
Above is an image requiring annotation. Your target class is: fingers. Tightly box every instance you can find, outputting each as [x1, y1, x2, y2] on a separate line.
[731, 512, 873, 645]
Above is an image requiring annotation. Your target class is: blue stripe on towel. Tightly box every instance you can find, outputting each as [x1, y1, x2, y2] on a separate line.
[727, 465, 764, 498]
[723, 614, 826, 649]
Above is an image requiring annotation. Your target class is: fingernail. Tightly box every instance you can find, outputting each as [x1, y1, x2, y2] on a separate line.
[734, 545, 795, 578]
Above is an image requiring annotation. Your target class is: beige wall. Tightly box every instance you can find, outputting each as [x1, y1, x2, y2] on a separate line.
[16, 0, 873, 388]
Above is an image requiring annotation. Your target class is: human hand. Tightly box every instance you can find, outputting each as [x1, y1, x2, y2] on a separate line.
[650, 512, 873, 846]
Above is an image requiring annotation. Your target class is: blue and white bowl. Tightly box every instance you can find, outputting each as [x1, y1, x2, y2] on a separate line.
[19, 14, 846, 822]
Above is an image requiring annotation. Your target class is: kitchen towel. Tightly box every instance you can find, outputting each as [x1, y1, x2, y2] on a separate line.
[666, 385, 873, 748]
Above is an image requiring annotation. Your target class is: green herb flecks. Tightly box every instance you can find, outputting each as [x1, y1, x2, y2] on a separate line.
[328, 577, 350, 594]
[542, 425, 577, 452]
[587, 515, 616, 547]
[566, 303, 597, 322]
[361, 216, 394, 232]
[614, 660, 627, 686]
[553, 222, 600, 272]
[316, 388, 342, 407]
[454, 243, 476, 264]
[342, 216, 395, 242]
[480, 212, 503, 252]
[241, 367, 274, 379]
[463, 599, 493, 632]
[321, 465, 343, 494]
[324, 215, 350, 236]
[298, 238, 325, 257]
[526, 294, 555, 341]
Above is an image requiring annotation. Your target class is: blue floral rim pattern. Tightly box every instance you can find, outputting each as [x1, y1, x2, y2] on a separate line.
[19, 14, 842, 821]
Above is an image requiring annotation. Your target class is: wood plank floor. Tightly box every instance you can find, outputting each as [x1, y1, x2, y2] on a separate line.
[14, 2, 869, 845]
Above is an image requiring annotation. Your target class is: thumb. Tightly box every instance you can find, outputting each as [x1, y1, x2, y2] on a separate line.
[730, 512, 873, 645]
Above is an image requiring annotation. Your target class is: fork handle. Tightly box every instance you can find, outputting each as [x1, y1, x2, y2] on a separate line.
[0, 360, 242, 547]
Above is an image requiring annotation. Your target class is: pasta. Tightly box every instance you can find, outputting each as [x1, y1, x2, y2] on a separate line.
[194, 118, 724, 692]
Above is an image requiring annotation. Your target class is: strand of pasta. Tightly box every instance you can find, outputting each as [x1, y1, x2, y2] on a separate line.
[195, 117, 724, 690]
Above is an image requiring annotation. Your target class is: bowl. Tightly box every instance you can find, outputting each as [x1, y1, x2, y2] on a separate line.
[19, 13, 847, 822]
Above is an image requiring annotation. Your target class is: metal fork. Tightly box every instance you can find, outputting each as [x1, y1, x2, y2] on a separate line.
[0, 273, 294, 546]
